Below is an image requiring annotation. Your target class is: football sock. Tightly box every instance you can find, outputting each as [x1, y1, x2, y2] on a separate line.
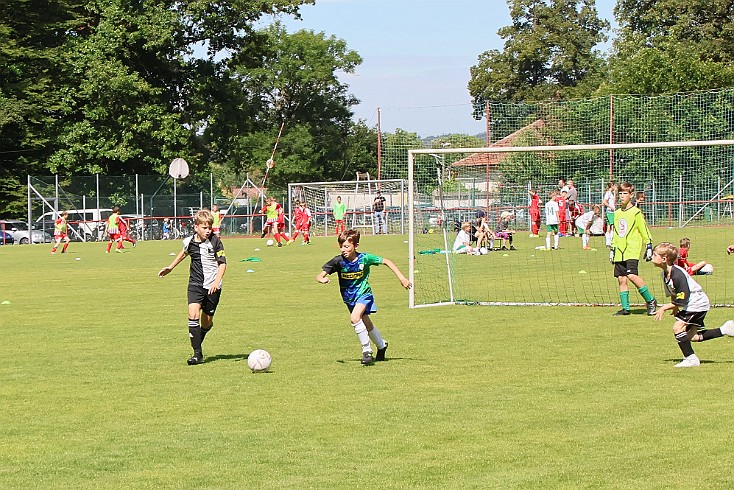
[291, 231, 299, 240]
[620, 290, 630, 310]
[638, 286, 655, 303]
[62, 242, 69, 252]
[696, 328, 723, 341]
[304, 232, 310, 243]
[554, 234, 559, 248]
[368, 327, 386, 350]
[106, 242, 112, 253]
[351, 320, 371, 353]
[582, 234, 589, 248]
[188, 319, 202, 355]
[546, 236, 551, 249]
[675, 331, 695, 357]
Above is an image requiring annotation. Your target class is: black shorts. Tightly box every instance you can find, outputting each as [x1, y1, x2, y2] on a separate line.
[614, 259, 639, 277]
[187, 285, 222, 316]
[676, 310, 707, 331]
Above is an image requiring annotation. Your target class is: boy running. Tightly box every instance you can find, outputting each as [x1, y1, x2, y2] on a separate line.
[158, 210, 227, 365]
[105, 206, 124, 253]
[290, 200, 312, 245]
[211, 204, 223, 236]
[610, 182, 657, 316]
[51, 211, 70, 254]
[316, 229, 411, 365]
[651, 242, 734, 368]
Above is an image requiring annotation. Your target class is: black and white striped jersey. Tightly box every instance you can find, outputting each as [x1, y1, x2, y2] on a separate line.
[661, 264, 709, 312]
[182, 234, 226, 289]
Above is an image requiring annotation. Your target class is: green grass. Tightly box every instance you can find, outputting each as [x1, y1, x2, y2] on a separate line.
[2, 235, 734, 488]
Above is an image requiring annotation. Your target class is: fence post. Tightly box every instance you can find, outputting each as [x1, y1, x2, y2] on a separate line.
[651, 179, 656, 226]
[678, 174, 683, 227]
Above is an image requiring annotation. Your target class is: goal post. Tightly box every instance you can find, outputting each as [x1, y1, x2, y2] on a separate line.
[288, 179, 406, 237]
[408, 140, 734, 309]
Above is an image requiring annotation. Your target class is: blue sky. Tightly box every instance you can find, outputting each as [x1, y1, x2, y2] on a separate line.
[280, 0, 617, 137]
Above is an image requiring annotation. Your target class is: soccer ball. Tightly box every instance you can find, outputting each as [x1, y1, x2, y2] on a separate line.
[479, 247, 488, 255]
[247, 349, 272, 373]
[266, 239, 274, 247]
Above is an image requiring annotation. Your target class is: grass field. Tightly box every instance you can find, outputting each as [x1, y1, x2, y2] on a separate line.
[2, 234, 734, 488]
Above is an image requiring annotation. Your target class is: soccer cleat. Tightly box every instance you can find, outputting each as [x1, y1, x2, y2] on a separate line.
[582, 246, 591, 250]
[375, 342, 388, 361]
[646, 300, 658, 316]
[361, 351, 374, 365]
[509, 246, 517, 251]
[51, 251, 56, 254]
[720, 320, 734, 337]
[277, 242, 283, 247]
[132, 241, 136, 248]
[613, 309, 631, 316]
[675, 355, 700, 368]
[501, 246, 508, 251]
[187, 354, 204, 365]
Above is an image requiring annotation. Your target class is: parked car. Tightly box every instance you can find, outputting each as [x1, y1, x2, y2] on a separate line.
[0, 230, 15, 245]
[0, 219, 52, 244]
[36, 208, 113, 241]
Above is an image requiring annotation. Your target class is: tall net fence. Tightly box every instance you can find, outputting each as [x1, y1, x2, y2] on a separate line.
[24, 175, 271, 241]
[376, 89, 734, 308]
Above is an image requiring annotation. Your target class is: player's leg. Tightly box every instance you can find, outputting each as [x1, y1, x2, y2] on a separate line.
[615, 270, 631, 315]
[349, 302, 374, 364]
[627, 270, 657, 314]
[61, 236, 70, 253]
[186, 298, 205, 365]
[362, 314, 388, 361]
[51, 237, 60, 253]
[673, 320, 700, 367]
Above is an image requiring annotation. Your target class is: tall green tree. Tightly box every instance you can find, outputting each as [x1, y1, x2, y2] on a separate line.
[468, 0, 609, 104]
[602, 0, 734, 94]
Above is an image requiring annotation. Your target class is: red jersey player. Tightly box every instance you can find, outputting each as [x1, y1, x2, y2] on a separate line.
[290, 200, 312, 245]
[51, 211, 70, 254]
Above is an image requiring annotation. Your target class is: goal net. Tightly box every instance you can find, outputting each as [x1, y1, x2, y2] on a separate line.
[288, 179, 406, 237]
[408, 141, 734, 308]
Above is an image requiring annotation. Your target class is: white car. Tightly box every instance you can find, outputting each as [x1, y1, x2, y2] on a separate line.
[0, 219, 53, 244]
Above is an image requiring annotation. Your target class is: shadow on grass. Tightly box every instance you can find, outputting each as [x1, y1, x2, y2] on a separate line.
[204, 353, 249, 363]
[336, 358, 410, 365]
[663, 358, 734, 365]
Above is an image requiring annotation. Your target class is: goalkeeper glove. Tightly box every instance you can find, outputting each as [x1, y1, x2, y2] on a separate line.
[644, 243, 653, 261]
[609, 247, 615, 264]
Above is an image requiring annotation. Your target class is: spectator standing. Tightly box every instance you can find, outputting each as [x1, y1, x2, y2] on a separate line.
[373, 191, 387, 234]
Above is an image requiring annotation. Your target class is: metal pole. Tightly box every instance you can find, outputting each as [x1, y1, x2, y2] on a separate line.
[135, 174, 139, 216]
[678, 174, 683, 227]
[173, 178, 177, 232]
[96, 174, 100, 210]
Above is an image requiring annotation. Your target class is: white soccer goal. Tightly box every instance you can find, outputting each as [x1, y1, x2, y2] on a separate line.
[408, 140, 734, 309]
[288, 178, 406, 237]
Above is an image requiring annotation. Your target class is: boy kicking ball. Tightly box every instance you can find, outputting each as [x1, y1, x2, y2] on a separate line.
[316, 229, 412, 365]
[651, 242, 734, 368]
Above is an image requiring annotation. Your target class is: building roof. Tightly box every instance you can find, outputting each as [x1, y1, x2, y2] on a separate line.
[451, 119, 548, 168]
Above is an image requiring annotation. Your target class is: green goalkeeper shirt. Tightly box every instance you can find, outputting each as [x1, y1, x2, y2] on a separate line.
[333, 201, 346, 220]
[612, 205, 652, 261]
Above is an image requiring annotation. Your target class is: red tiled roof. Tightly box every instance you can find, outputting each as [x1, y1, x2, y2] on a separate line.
[451, 119, 548, 167]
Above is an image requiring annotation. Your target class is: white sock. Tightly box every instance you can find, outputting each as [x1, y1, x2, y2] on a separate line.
[546, 236, 551, 249]
[489, 239, 495, 249]
[582, 234, 589, 247]
[368, 327, 386, 350]
[554, 235, 559, 249]
[605, 231, 612, 246]
[352, 320, 371, 353]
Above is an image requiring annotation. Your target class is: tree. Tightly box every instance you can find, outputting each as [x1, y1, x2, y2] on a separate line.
[602, 0, 734, 94]
[468, 0, 609, 104]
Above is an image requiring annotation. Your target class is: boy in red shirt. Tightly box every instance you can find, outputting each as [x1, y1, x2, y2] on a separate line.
[556, 190, 568, 236]
[677, 238, 709, 275]
[290, 200, 312, 245]
[528, 189, 541, 237]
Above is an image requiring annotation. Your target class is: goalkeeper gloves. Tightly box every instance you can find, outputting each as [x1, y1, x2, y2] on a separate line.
[644, 243, 653, 261]
[609, 247, 615, 264]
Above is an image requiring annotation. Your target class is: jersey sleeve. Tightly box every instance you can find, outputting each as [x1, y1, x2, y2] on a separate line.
[362, 253, 384, 266]
[212, 235, 226, 264]
[635, 209, 653, 244]
[322, 255, 342, 275]
[669, 267, 691, 308]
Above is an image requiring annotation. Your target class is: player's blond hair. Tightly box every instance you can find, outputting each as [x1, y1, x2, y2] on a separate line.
[654, 242, 679, 264]
[194, 209, 213, 226]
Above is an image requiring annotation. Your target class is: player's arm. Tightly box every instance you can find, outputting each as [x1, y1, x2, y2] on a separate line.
[158, 250, 187, 277]
[381, 258, 412, 289]
[209, 262, 227, 294]
[316, 271, 330, 284]
[317, 256, 340, 284]
[654, 301, 677, 321]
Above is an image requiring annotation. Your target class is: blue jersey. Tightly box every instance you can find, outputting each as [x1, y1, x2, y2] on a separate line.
[322, 252, 383, 304]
